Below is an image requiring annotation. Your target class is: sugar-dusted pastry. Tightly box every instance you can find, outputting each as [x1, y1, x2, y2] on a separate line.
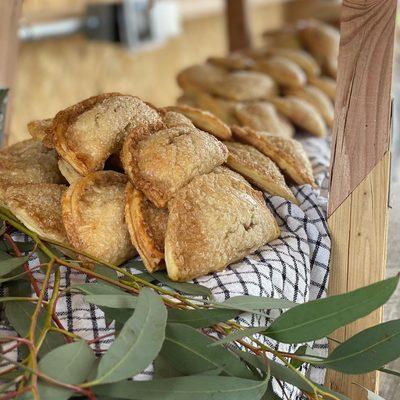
[53, 93, 164, 175]
[271, 96, 327, 137]
[62, 171, 135, 265]
[0, 139, 64, 189]
[267, 48, 320, 78]
[254, 56, 306, 88]
[207, 54, 254, 71]
[233, 126, 315, 187]
[210, 71, 277, 101]
[125, 183, 168, 272]
[161, 110, 194, 129]
[224, 141, 298, 204]
[58, 159, 82, 184]
[309, 75, 336, 101]
[286, 85, 334, 127]
[234, 102, 294, 138]
[1, 184, 68, 243]
[164, 105, 232, 140]
[262, 28, 302, 50]
[177, 63, 227, 93]
[27, 118, 54, 148]
[121, 125, 228, 208]
[176, 94, 197, 108]
[165, 170, 280, 281]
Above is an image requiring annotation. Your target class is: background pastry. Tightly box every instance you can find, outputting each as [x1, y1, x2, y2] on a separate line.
[62, 171, 135, 265]
[121, 125, 228, 208]
[161, 110, 195, 129]
[27, 118, 54, 148]
[53, 93, 164, 175]
[58, 159, 82, 185]
[224, 141, 298, 204]
[125, 183, 168, 273]
[165, 170, 280, 281]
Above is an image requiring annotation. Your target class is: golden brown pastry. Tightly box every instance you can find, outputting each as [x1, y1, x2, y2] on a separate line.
[234, 102, 294, 138]
[210, 71, 277, 101]
[286, 85, 334, 127]
[161, 110, 195, 128]
[233, 126, 315, 187]
[271, 96, 327, 137]
[177, 63, 227, 93]
[53, 93, 164, 175]
[58, 159, 82, 184]
[62, 171, 135, 265]
[125, 183, 168, 273]
[27, 118, 54, 148]
[1, 184, 68, 243]
[121, 125, 228, 208]
[262, 28, 302, 50]
[207, 54, 254, 71]
[309, 76, 336, 101]
[176, 94, 198, 108]
[165, 170, 280, 281]
[224, 141, 298, 204]
[164, 105, 232, 140]
[254, 56, 306, 88]
[0, 139, 64, 189]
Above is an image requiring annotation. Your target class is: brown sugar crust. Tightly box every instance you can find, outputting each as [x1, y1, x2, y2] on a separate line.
[160, 109, 194, 128]
[165, 170, 280, 282]
[233, 126, 316, 187]
[121, 125, 228, 208]
[53, 93, 164, 175]
[125, 183, 168, 272]
[62, 171, 135, 265]
[27, 118, 55, 148]
[224, 141, 298, 204]
[1, 184, 68, 243]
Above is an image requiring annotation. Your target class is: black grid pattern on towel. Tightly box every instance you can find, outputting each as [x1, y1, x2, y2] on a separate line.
[0, 134, 331, 400]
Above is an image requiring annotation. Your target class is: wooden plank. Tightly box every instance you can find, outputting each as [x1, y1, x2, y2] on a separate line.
[326, 152, 391, 398]
[0, 0, 22, 146]
[328, 0, 396, 216]
[225, 0, 251, 52]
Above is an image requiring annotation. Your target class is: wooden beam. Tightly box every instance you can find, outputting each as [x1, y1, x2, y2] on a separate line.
[225, 0, 251, 52]
[0, 0, 22, 146]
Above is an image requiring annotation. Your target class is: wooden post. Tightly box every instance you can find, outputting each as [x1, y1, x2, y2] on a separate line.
[326, 0, 397, 398]
[0, 0, 22, 146]
[225, 0, 251, 52]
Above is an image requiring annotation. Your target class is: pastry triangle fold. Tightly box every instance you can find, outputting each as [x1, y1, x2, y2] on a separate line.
[27, 118, 54, 148]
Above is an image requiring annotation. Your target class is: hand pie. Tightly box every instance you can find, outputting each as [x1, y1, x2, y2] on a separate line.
[164, 105, 232, 140]
[210, 71, 277, 101]
[62, 171, 135, 265]
[262, 28, 302, 50]
[233, 126, 315, 187]
[271, 96, 327, 137]
[0, 139, 64, 188]
[234, 102, 294, 138]
[224, 141, 298, 204]
[125, 183, 168, 272]
[1, 184, 68, 243]
[121, 125, 228, 208]
[58, 159, 82, 184]
[308, 76, 336, 101]
[165, 170, 280, 281]
[27, 118, 54, 148]
[286, 85, 334, 127]
[53, 93, 164, 175]
[161, 110, 195, 129]
[207, 54, 254, 71]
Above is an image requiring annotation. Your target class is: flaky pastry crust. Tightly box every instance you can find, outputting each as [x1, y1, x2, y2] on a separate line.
[27, 119, 54, 148]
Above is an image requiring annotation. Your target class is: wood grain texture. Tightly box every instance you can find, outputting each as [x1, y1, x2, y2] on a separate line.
[0, 0, 22, 144]
[225, 0, 252, 52]
[328, 0, 396, 216]
[326, 152, 391, 399]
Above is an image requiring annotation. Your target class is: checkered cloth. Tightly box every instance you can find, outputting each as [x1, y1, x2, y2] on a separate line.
[0, 134, 331, 400]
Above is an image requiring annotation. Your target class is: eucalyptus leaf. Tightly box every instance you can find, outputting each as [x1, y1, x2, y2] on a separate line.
[38, 340, 96, 400]
[153, 354, 183, 378]
[379, 367, 400, 377]
[209, 327, 267, 347]
[289, 345, 308, 369]
[315, 384, 351, 400]
[0, 255, 29, 277]
[94, 288, 167, 384]
[85, 294, 137, 309]
[73, 282, 125, 296]
[94, 264, 119, 281]
[161, 323, 256, 380]
[0, 269, 31, 283]
[318, 319, 400, 374]
[264, 276, 399, 343]
[94, 375, 268, 400]
[167, 308, 239, 328]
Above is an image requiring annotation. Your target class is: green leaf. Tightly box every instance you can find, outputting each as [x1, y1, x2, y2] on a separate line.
[0, 269, 31, 283]
[94, 375, 268, 400]
[85, 294, 137, 309]
[73, 282, 125, 296]
[161, 323, 255, 380]
[209, 327, 267, 347]
[38, 340, 96, 400]
[315, 384, 350, 400]
[167, 308, 239, 328]
[0, 255, 29, 277]
[153, 355, 183, 378]
[94, 288, 167, 384]
[379, 367, 400, 377]
[94, 264, 119, 281]
[290, 345, 308, 369]
[264, 276, 399, 343]
[318, 319, 400, 374]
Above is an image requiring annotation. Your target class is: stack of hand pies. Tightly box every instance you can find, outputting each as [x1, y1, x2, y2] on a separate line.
[177, 18, 338, 139]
